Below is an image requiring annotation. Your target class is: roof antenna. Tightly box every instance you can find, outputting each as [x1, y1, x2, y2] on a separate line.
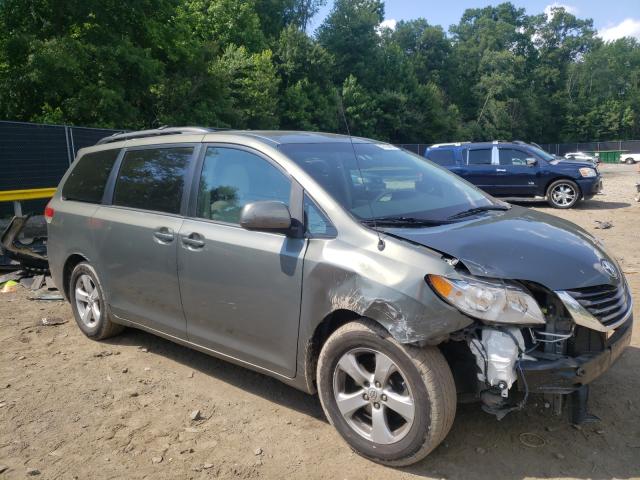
[336, 93, 385, 251]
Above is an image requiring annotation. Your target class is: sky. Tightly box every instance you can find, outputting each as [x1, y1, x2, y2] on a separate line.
[310, 0, 640, 41]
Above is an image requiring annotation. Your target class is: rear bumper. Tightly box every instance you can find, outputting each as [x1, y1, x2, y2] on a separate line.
[518, 316, 632, 394]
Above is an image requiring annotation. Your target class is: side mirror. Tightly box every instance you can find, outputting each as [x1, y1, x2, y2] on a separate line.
[526, 158, 538, 167]
[240, 201, 292, 233]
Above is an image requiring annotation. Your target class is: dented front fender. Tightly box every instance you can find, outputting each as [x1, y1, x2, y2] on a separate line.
[299, 232, 473, 346]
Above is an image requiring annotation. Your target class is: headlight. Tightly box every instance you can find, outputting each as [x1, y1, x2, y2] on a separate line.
[427, 274, 545, 325]
[579, 167, 596, 177]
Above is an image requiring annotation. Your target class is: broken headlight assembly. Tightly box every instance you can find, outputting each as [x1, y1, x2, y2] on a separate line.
[427, 274, 545, 325]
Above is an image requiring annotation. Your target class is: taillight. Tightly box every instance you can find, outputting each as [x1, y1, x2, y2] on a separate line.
[44, 202, 55, 223]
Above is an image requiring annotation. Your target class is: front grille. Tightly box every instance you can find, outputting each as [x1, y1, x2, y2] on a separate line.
[565, 282, 632, 328]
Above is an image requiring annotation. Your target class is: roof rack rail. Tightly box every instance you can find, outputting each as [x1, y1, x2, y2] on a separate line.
[96, 126, 218, 145]
[429, 141, 471, 148]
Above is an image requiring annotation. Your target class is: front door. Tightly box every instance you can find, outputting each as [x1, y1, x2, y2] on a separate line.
[93, 146, 196, 338]
[178, 145, 305, 377]
[493, 148, 540, 196]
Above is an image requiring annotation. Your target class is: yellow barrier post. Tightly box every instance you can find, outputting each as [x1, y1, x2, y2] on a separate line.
[0, 187, 57, 217]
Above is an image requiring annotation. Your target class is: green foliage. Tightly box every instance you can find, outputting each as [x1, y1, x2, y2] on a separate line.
[1, 0, 639, 143]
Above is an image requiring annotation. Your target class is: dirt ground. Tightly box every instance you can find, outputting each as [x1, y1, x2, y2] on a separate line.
[1, 164, 639, 479]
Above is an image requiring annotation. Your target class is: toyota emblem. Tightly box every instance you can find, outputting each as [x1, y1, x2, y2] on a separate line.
[601, 260, 618, 279]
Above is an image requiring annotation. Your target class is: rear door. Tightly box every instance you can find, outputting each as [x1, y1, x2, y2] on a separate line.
[177, 145, 305, 377]
[493, 147, 540, 196]
[460, 147, 500, 194]
[92, 145, 197, 338]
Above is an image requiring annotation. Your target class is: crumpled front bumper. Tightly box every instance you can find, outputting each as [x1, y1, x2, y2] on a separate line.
[518, 316, 632, 394]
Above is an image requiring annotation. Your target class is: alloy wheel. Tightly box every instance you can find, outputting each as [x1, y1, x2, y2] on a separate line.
[75, 274, 101, 328]
[333, 348, 415, 445]
[551, 183, 576, 207]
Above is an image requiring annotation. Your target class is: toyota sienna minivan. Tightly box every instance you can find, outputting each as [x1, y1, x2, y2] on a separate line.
[47, 127, 633, 466]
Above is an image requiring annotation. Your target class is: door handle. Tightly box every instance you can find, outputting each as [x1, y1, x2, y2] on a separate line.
[181, 232, 205, 250]
[496, 168, 507, 172]
[153, 227, 175, 243]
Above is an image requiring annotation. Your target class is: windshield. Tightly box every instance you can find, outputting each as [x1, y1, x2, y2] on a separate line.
[526, 145, 555, 162]
[279, 142, 497, 223]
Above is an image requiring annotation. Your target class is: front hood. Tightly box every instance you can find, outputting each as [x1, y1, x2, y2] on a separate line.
[552, 159, 595, 167]
[382, 206, 619, 291]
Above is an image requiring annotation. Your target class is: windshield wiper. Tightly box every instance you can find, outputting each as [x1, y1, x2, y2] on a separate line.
[361, 216, 452, 227]
[446, 204, 510, 220]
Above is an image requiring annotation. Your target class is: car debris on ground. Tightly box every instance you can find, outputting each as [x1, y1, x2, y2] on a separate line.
[0, 280, 19, 293]
[594, 220, 613, 229]
[0, 215, 48, 273]
[41, 317, 67, 326]
[0, 268, 62, 300]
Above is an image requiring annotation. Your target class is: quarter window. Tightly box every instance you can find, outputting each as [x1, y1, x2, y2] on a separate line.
[467, 149, 492, 165]
[304, 194, 336, 237]
[113, 147, 193, 214]
[62, 149, 120, 203]
[197, 147, 291, 224]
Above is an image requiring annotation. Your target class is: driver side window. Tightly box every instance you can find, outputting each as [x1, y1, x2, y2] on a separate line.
[498, 149, 531, 166]
[196, 147, 291, 224]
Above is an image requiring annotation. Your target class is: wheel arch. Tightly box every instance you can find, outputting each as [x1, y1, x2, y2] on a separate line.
[545, 176, 582, 197]
[62, 253, 89, 300]
[302, 309, 386, 393]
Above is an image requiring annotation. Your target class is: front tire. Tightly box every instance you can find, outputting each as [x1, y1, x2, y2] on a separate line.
[316, 320, 456, 466]
[625, 157, 636, 165]
[547, 179, 580, 209]
[69, 262, 124, 340]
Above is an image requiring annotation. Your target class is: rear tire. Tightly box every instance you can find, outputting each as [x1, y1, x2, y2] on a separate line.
[547, 179, 580, 209]
[625, 158, 636, 165]
[69, 262, 124, 340]
[316, 319, 456, 466]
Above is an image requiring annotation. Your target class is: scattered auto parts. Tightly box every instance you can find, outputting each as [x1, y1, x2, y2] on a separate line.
[0, 215, 49, 273]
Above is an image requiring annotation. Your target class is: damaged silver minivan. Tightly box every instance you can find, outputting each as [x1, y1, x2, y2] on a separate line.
[47, 128, 633, 466]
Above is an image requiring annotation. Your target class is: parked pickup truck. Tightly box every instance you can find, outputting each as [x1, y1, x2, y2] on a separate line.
[424, 141, 602, 208]
[620, 153, 640, 165]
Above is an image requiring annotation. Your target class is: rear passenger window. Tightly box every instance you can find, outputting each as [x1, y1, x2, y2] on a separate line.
[426, 149, 456, 166]
[197, 147, 291, 224]
[113, 147, 193, 214]
[62, 149, 120, 203]
[467, 149, 492, 165]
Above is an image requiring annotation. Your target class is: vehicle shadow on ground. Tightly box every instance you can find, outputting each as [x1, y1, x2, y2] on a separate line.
[104, 329, 640, 479]
[103, 328, 325, 419]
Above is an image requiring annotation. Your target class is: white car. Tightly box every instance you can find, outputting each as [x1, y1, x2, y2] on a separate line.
[564, 151, 599, 164]
[620, 153, 640, 164]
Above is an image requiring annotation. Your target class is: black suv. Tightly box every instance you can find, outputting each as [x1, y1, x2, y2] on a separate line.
[425, 141, 602, 208]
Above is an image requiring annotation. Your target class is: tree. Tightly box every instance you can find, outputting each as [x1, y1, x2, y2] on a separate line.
[254, 0, 327, 35]
[1, 0, 639, 143]
[0, 0, 175, 127]
[317, 0, 384, 88]
[211, 46, 280, 129]
[273, 25, 337, 131]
